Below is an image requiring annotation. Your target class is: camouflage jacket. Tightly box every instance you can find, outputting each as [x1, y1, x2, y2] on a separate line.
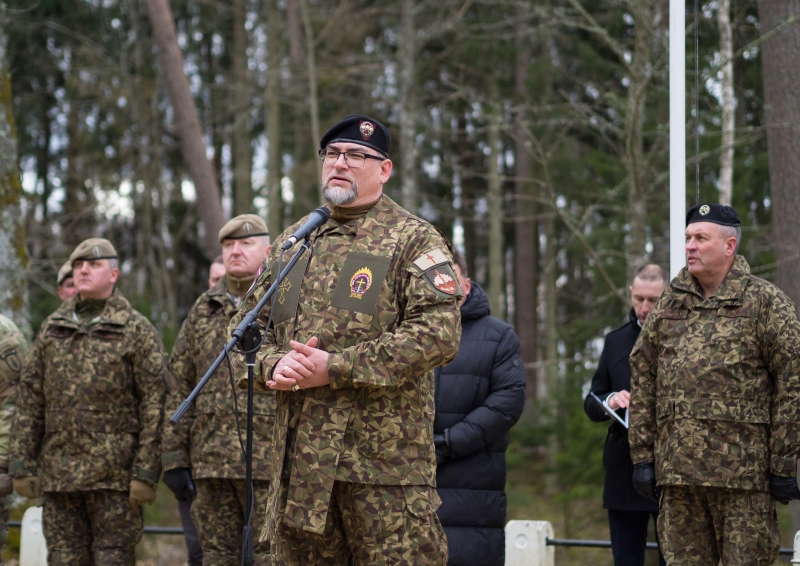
[9, 290, 166, 491]
[162, 278, 274, 479]
[0, 315, 27, 457]
[231, 194, 462, 535]
[629, 256, 800, 491]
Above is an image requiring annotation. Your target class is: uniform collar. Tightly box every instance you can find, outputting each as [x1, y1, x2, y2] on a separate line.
[671, 255, 751, 303]
[52, 288, 131, 328]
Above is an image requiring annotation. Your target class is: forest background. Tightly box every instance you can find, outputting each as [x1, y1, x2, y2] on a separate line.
[1, 0, 800, 564]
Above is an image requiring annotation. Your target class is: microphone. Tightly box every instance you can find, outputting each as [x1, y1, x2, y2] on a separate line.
[281, 207, 332, 251]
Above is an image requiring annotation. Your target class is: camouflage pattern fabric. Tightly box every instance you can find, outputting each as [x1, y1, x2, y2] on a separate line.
[229, 194, 461, 544]
[9, 290, 166, 491]
[162, 278, 274, 479]
[0, 494, 10, 565]
[658, 485, 779, 565]
[272, 480, 447, 566]
[629, 255, 800, 490]
[191, 478, 271, 565]
[0, 314, 26, 456]
[42, 489, 142, 565]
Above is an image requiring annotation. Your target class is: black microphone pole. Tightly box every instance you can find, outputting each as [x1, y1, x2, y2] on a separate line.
[170, 237, 314, 566]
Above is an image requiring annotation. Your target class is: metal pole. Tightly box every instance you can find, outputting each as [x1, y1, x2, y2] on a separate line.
[669, 0, 686, 278]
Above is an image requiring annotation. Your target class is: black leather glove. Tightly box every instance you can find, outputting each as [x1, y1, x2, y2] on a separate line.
[162, 468, 196, 502]
[434, 431, 451, 466]
[769, 474, 800, 505]
[632, 462, 660, 502]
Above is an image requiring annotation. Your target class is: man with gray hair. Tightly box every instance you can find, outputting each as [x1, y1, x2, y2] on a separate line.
[585, 264, 668, 566]
[630, 204, 800, 565]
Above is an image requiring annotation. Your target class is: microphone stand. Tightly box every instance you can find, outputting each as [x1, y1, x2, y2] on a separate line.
[170, 237, 313, 566]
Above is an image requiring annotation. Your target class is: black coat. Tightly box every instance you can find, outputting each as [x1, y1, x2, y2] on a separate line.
[434, 283, 527, 566]
[583, 308, 658, 513]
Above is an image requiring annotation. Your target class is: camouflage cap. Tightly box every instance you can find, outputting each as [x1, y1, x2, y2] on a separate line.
[0, 314, 26, 391]
[69, 238, 118, 266]
[56, 261, 73, 286]
[218, 214, 269, 243]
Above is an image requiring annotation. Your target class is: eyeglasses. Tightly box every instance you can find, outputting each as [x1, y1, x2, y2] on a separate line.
[318, 149, 386, 168]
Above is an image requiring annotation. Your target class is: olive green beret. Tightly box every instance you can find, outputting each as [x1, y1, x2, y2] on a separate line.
[69, 238, 118, 266]
[0, 314, 26, 391]
[56, 261, 73, 286]
[218, 214, 269, 243]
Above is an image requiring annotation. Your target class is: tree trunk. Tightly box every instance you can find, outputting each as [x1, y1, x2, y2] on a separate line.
[298, 0, 321, 194]
[267, 0, 283, 236]
[757, 0, 800, 534]
[487, 95, 504, 316]
[514, 6, 538, 400]
[144, 0, 224, 256]
[398, 0, 418, 213]
[624, 0, 652, 282]
[542, 207, 557, 402]
[231, 0, 253, 216]
[0, 10, 28, 330]
[717, 0, 734, 205]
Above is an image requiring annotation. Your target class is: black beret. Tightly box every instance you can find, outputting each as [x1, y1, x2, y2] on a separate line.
[320, 114, 391, 157]
[686, 203, 740, 227]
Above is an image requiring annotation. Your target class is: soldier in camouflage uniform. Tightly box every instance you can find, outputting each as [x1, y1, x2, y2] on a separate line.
[629, 204, 800, 566]
[10, 238, 167, 566]
[56, 261, 77, 302]
[0, 315, 27, 564]
[162, 214, 273, 566]
[231, 115, 462, 565]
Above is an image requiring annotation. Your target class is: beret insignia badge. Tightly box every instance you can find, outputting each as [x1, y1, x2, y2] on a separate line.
[699, 204, 710, 216]
[359, 121, 375, 140]
[432, 269, 457, 295]
[92, 246, 101, 258]
[243, 221, 252, 233]
[350, 267, 373, 299]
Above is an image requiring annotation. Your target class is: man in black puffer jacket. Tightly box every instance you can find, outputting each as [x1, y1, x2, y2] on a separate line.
[434, 251, 526, 566]
[584, 264, 668, 566]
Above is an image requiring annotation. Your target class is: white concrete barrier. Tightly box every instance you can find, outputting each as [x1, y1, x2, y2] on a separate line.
[19, 506, 47, 566]
[792, 530, 800, 564]
[505, 520, 554, 566]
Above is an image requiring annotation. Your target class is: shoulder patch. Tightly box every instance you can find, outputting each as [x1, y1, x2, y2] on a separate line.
[412, 248, 449, 272]
[422, 263, 461, 299]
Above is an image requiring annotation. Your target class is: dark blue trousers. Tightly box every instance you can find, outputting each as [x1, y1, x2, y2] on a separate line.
[607, 509, 666, 566]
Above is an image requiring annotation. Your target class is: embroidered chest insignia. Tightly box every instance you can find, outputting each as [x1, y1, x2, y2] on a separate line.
[278, 279, 292, 304]
[432, 269, 457, 295]
[359, 121, 375, 140]
[350, 267, 373, 299]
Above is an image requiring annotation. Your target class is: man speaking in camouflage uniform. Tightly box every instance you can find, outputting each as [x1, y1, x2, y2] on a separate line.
[232, 114, 462, 565]
[162, 214, 272, 566]
[10, 238, 167, 565]
[0, 315, 26, 563]
[629, 204, 800, 565]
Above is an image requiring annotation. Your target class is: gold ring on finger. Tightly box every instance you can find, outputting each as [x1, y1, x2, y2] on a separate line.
[291, 384, 300, 392]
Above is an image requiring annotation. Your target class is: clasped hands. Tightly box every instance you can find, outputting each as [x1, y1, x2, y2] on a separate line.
[267, 337, 330, 391]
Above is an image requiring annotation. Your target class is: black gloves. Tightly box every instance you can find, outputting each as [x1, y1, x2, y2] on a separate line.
[434, 430, 452, 466]
[162, 468, 196, 502]
[632, 462, 660, 502]
[769, 474, 800, 505]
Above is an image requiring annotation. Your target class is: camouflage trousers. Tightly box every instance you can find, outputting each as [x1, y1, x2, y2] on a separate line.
[0, 494, 10, 565]
[42, 490, 142, 566]
[271, 480, 448, 566]
[191, 478, 271, 566]
[658, 485, 780, 566]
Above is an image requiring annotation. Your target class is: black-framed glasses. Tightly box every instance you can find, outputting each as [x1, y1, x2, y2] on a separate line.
[318, 148, 386, 168]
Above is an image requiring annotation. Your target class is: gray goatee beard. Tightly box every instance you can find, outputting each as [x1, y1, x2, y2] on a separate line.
[323, 179, 358, 206]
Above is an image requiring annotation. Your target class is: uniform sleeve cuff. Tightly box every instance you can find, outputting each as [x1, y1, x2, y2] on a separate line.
[161, 451, 190, 471]
[328, 352, 352, 390]
[629, 447, 655, 466]
[136, 467, 160, 487]
[770, 455, 797, 477]
[8, 459, 35, 477]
